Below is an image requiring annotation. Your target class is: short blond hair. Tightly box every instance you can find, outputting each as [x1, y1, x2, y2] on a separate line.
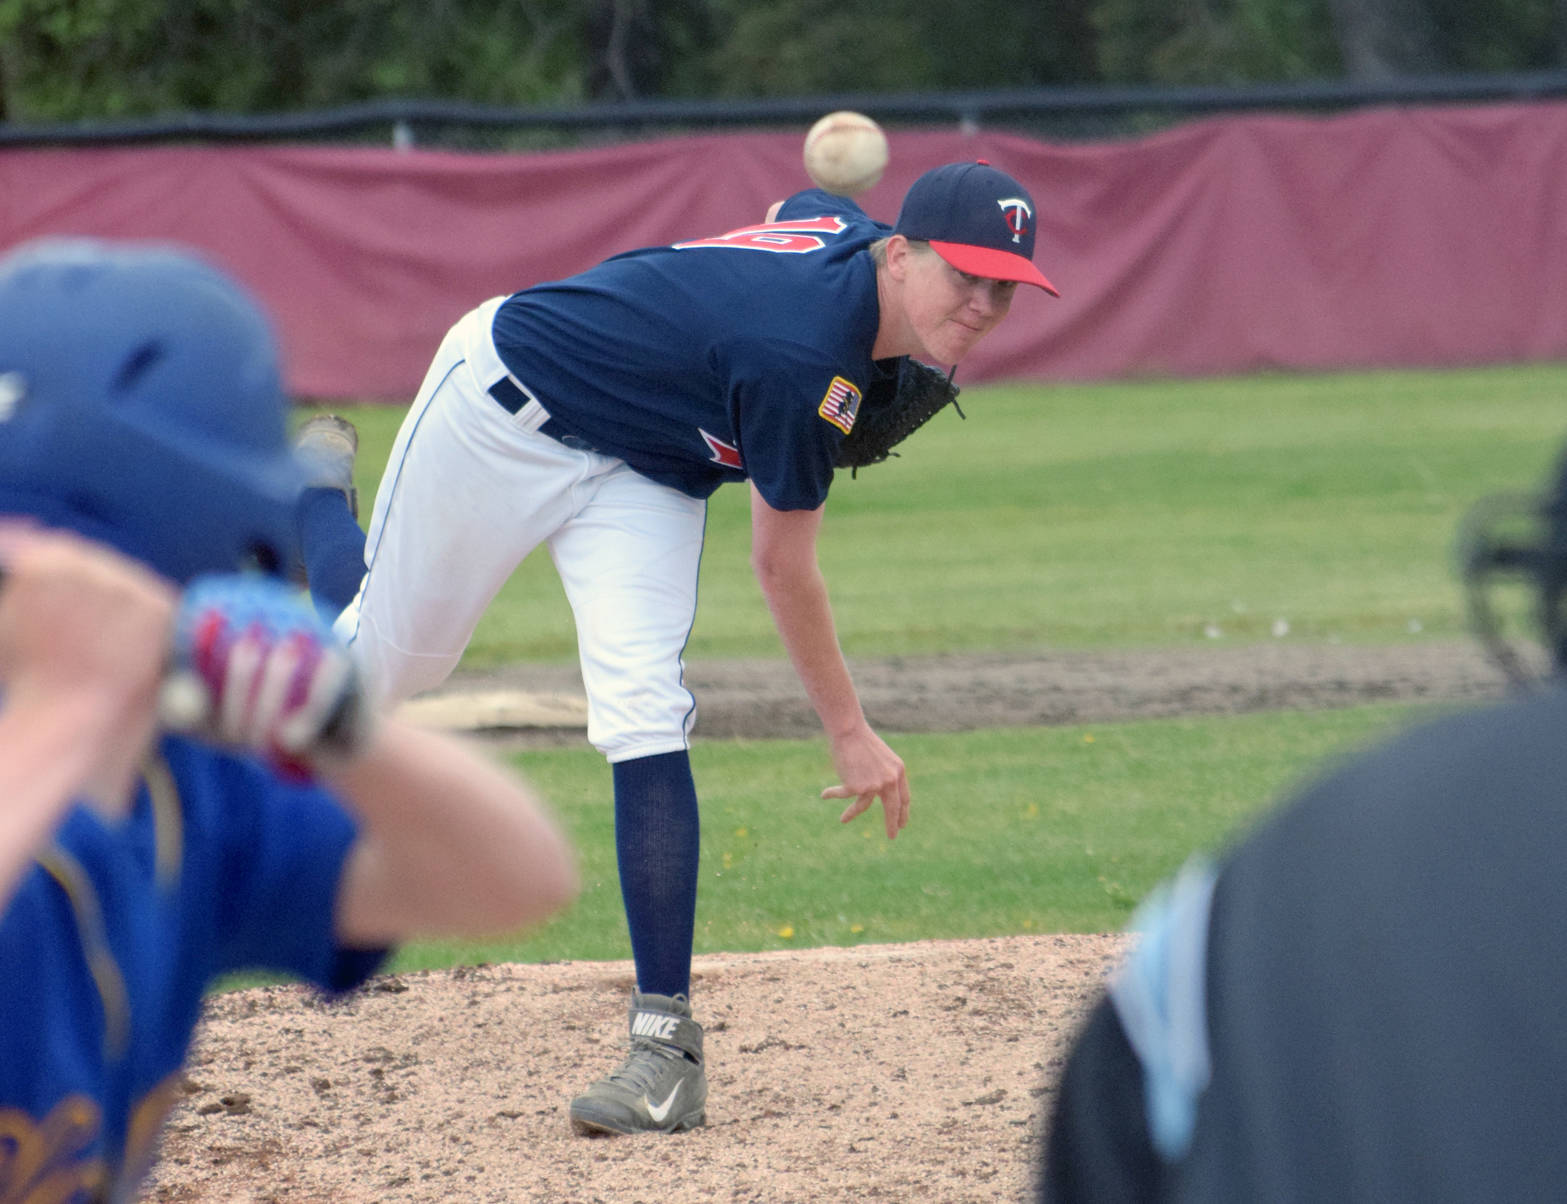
[869, 236, 931, 267]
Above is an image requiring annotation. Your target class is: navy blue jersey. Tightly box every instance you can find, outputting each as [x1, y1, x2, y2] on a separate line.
[492, 190, 898, 509]
[0, 737, 385, 1201]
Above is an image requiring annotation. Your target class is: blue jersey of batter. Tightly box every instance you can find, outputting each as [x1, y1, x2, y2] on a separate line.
[0, 737, 385, 1202]
[491, 189, 898, 510]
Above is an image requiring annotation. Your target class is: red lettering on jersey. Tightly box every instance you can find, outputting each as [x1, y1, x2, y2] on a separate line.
[674, 217, 848, 254]
[699, 428, 743, 469]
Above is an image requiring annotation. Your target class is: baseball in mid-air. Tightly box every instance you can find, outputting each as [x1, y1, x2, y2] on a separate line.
[803, 111, 889, 197]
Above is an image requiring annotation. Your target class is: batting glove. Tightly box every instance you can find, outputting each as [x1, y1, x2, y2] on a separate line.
[162, 575, 371, 774]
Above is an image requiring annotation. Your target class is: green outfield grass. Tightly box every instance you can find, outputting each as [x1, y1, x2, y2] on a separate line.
[303, 360, 1566, 666]
[387, 700, 1436, 972]
[287, 361, 1562, 973]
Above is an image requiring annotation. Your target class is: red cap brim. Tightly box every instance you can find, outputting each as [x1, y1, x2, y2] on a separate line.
[930, 240, 1059, 296]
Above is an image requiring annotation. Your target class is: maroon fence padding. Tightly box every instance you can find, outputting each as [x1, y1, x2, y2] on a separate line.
[3, 103, 1565, 400]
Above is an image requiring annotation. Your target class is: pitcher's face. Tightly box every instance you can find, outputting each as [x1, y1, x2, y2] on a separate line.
[897, 242, 1016, 365]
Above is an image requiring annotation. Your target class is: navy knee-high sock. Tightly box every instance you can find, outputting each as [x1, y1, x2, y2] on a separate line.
[612, 750, 700, 1001]
[296, 487, 368, 617]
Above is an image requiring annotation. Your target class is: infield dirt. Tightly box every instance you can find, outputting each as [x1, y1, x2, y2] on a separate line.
[145, 641, 1507, 1203]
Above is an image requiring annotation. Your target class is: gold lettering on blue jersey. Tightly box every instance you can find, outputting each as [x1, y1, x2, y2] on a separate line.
[0, 1096, 107, 1202]
[122, 1072, 187, 1193]
[36, 847, 131, 1060]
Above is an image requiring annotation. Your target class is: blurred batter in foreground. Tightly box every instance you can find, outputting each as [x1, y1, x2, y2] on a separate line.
[0, 239, 577, 1200]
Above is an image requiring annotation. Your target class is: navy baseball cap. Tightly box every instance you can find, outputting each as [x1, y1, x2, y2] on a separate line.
[894, 161, 1058, 295]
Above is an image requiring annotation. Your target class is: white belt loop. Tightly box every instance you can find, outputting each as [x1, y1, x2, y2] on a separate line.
[511, 398, 550, 432]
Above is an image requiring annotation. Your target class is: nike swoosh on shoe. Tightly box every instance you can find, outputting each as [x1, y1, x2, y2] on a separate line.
[644, 1082, 681, 1123]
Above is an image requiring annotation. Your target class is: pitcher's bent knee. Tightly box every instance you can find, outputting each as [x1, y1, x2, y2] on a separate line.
[587, 698, 697, 764]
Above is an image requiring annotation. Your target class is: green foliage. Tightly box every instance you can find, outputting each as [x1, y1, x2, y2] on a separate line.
[4, 0, 1561, 124]
[1093, 0, 1341, 84]
[1087, 0, 1561, 85]
[695, 0, 1097, 97]
[588, 0, 720, 100]
[1427, 0, 1563, 71]
[0, 0, 589, 121]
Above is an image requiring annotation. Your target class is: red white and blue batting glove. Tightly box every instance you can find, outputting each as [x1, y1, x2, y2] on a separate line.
[162, 575, 370, 774]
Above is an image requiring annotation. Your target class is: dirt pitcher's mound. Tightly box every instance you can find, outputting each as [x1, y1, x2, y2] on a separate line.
[145, 640, 1510, 1202]
[146, 935, 1125, 1204]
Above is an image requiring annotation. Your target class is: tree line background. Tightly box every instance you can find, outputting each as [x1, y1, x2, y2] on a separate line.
[1, 0, 1565, 126]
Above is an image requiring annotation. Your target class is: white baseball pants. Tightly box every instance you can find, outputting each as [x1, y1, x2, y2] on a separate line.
[335, 298, 706, 763]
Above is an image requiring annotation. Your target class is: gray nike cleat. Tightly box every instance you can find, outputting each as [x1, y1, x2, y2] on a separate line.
[293, 413, 359, 519]
[569, 991, 707, 1136]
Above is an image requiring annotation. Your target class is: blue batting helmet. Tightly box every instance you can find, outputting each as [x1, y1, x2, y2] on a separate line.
[0, 238, 302, 583]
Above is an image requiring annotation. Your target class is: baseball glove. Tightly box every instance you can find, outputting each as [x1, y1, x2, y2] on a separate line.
[836, 358, 963, 475]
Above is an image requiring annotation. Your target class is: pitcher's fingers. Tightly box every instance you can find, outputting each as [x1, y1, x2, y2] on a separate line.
[877, 776, 910, 838]
[836, 793, 876, 825]
[884, 793, 906, 839]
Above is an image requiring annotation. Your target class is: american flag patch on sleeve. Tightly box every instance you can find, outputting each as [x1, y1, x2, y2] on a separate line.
[818, 376, 863, 434]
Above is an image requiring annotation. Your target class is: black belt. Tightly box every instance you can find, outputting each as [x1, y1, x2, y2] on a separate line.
[488, 376, 532, 414]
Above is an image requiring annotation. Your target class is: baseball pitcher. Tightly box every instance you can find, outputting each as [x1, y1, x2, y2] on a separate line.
[296, 161, 1060, 1136]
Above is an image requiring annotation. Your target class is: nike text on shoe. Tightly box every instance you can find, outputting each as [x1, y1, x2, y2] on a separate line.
[293, 413, 360, 520]
[569, 991, 707, 1136]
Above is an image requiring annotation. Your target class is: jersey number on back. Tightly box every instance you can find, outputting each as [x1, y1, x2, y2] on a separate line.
[673, 216, 847, 254]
